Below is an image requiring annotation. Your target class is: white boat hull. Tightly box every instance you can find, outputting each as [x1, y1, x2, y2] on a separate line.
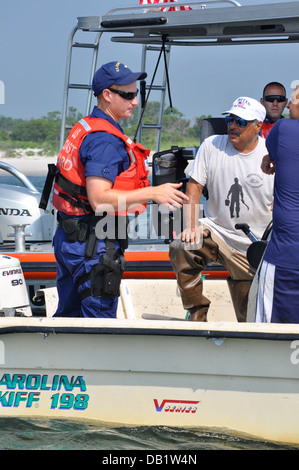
[1, 317, 299, 446]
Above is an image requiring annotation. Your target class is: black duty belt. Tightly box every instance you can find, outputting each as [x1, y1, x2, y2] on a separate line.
[57, 213, 129, 257]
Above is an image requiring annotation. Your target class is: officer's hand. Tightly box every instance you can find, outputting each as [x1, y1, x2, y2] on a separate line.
[154, 182, 189, 209]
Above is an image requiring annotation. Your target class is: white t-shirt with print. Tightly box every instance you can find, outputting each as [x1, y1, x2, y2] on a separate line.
[189, 135, 274, 253]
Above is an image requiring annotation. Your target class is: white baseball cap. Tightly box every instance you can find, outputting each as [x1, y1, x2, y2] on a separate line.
[222, 96, 266, 122]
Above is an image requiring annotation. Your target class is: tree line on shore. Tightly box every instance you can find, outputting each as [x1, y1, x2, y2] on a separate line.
[0, 103, 208, 157]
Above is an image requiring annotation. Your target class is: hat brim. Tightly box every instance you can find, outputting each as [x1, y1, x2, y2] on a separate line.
[221, 109, 260, 121]
[114, 71, 147, 85]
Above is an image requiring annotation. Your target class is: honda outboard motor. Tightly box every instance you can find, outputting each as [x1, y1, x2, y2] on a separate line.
[0, 255, 32, 316]
[0, 162, 53, 244]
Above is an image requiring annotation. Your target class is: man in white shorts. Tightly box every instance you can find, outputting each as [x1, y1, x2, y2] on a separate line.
[169, 96, 274, 322]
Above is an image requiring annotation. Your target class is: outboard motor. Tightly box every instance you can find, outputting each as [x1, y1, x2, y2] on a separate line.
[0, 255, 32, 316]
[0, 162, 53, 243]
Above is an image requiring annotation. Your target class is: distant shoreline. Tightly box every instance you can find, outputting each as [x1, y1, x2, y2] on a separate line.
[0, 150, 155, 176]
[0, 152, 57, 176]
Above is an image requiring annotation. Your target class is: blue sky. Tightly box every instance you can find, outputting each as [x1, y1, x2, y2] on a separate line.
[0, 0, 297, 123]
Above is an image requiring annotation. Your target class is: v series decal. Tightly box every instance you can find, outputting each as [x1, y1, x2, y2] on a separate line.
[154, 399, 200, 413]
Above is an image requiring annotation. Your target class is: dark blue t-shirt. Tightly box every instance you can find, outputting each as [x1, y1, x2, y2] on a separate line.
[263, 118, 299, 268]
[79, 106, 130, 183]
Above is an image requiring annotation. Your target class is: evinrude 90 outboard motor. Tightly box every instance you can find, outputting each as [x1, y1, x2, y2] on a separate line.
[0, 255, 32, 316]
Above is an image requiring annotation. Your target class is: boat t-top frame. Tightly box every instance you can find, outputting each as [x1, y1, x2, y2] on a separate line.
[60, 0, 299, 150]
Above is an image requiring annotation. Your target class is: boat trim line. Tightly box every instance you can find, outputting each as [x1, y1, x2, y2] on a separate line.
[1, 324, 299, 341]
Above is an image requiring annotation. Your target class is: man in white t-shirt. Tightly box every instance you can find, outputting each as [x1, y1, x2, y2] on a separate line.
[169, 97, 274, 322]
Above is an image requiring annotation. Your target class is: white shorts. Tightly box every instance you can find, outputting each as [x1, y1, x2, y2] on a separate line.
[256, 260, 299, 324]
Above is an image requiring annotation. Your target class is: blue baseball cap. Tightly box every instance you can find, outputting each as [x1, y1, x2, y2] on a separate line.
[92, 61, 147, 96]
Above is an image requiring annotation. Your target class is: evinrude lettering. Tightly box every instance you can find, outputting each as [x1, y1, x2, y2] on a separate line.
[2, 269, 22, 276]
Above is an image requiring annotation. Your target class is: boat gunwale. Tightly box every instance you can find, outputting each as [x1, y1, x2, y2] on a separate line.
[1, 321, 299, 341]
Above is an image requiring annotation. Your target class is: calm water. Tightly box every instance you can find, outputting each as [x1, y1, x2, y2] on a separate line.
[0, 174, 46, 192]
[0, 172, 296, 451]
[0, 418, 296, 451]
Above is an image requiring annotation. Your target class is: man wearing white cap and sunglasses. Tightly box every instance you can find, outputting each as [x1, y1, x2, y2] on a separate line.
[169, 96, 274, 322]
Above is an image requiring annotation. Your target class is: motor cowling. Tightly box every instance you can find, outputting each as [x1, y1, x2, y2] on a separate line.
[0, 255, 32, 316]
[0, 184, 53, 243]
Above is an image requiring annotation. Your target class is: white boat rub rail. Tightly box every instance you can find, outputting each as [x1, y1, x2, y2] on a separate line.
[1, 317, 299, 341]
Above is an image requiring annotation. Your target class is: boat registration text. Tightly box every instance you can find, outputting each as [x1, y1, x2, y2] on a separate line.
[0, 373, 89, 410]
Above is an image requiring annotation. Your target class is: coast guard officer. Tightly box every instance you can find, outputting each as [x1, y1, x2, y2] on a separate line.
[51, 61, 188, 318]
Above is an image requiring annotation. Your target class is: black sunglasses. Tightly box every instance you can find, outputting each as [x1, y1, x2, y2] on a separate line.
[108, 88, 139, 100]
[225, 115, 249, 127]
[264, 95, 286, 103]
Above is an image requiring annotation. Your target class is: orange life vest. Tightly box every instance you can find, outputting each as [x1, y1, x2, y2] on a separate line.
[261, 121, 275, 139]
[52, 117, 150, 216]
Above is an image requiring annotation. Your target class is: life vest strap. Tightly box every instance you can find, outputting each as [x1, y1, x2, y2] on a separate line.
[56, 172, 87, 197]
[39, 163, 58, 210]
[58, 191, 92, 214]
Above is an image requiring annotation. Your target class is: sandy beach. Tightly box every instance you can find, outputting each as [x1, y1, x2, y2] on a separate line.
[0, 150, 154, 176]
[0, 150, 57, 176]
